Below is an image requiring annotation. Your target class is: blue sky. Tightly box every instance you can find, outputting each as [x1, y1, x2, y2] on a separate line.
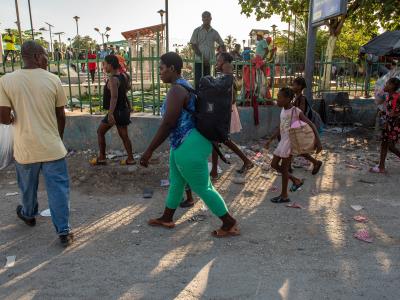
[1, 0, 285, 47]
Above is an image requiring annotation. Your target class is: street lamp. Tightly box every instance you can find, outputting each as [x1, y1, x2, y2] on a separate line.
[271, 24, 277, 47]
[67, 37, 72, 48]
[41, 22, 54, 58]
[94, 26, 111, 44]
[105, 34, 110, 42]
[73, 16, 80, 35]
[157, 9, 166, 52]
[53, 32, 65, 51]
[242, 39, 246, 48]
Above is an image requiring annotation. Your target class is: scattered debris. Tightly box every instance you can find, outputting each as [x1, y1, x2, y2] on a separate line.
[351, 205, 364, 211]
[354, 230, 373, 243]
[188, 214, 207, 222]
[131, 230, 140, 234]
[268, 186, 279, 192]
[5, 256, 16, 268]
[286, 202, 304, 209]
[232, 177, 246, 184]
[346, 164, 362, 170]
[8, 181, 17, 185]
[5, 192, 19, 196]
[208, 163, 222, 174]
[325, 127, 355, 134]
[160, 179, 170, 187]
[353, 215, 368, 223]
[128, 166, 138, 172]
[358, 179, 376, 184]
[40, 209, 51, 217]
[143, 189, 154, 199]
[260, 174, 270, 180]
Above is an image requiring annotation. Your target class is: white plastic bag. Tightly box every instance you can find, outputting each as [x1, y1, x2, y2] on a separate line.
[0, 124, 14, 170]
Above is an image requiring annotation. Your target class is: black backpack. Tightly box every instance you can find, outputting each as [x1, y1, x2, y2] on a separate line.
[179, 74, 234, 163]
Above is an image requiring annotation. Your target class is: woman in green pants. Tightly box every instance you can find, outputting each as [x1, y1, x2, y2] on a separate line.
[140, 52, 240, 237]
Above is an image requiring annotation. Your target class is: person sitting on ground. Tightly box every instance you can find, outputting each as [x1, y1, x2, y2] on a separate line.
[0, 40, 73, 247]
[210, 52, 254, 179]
[265, 87, 322, 203]
[90, 54, 134, 166]
[140, 52, 240, 237]
[292, 77, 323, 175]
[370, 77, 400, 174]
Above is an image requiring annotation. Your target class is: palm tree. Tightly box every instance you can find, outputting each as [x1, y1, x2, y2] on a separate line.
[224, 35, 237, 52]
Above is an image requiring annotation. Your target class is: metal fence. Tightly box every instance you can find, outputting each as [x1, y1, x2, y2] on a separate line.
[0, 50, 389, 115]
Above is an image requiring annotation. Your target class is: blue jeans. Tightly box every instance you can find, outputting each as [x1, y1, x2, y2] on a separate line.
[15, 158, 71, 236]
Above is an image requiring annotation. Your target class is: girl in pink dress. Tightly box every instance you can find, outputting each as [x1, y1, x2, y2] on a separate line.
[265, 87, 322, 203]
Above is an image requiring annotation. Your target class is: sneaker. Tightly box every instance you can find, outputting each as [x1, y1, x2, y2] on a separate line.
[16, 205, 36, 227]
[59, 233, 74, 248]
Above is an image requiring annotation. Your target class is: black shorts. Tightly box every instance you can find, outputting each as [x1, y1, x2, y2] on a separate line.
[102, 108, 131, 127]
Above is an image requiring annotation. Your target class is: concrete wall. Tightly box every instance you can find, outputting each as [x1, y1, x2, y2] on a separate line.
[64, 100, 376, 153]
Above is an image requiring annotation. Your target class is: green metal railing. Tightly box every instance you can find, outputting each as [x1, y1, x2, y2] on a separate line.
[1, 49, 390, 115]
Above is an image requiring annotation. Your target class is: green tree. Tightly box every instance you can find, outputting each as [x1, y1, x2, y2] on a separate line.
[180, 43, 194, 59]
[72, 35, 97, 50]
[224, 35, 238, 52]
[238, 0, 400, 88]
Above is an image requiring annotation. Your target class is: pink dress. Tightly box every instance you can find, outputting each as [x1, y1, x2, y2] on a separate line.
[274, 107, 302, 158]
[230, 104, 242, 134]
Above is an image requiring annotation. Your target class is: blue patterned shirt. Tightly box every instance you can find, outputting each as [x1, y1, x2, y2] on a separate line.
[161, 78, 196, 149]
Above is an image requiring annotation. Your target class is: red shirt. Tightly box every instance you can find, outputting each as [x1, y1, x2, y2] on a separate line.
[88, 53, 97, 71]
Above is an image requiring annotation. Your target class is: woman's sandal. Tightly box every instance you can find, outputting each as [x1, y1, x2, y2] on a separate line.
[290, 179, 305, 192]
[236, 162, 255, 174]
[180, 199, 195, 208]
[369, 166, 386, 174]
[312, 161, 323, 175]
[120, 159, 135, 166]
[212, 225, 241, 238]
[270, 196, 291, 203]
[148, 218, 175, 229]
[89, 157, 107, 166]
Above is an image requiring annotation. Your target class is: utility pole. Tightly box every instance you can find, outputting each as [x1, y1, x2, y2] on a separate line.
[165, 0, 169, 52]
[27, 0, 34, 39]
[14, 0, 23, 44]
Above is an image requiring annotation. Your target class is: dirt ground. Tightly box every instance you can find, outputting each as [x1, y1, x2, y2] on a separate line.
[0, 128, 399, 300]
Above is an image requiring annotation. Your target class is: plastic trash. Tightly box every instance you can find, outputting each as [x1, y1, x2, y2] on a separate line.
[0, 124, 14, 170]
[351, 205, 363, 211]
[354, 230, 373, 243]
[5, 256, 16, 268]
[40, 209, 51, 217]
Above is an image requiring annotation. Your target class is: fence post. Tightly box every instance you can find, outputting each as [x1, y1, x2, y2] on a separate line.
[76, 53, 82, 111]
[86, 50, 92, 114]
[66, 58, 73, 111]
[151, 47, 156, 115]
[140, 47, 145, 112]
[128, 47, 134, 108]
[156, 31, 161, 115]
[97, 51, 102, 109]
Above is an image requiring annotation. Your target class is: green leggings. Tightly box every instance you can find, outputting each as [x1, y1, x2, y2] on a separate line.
[166, 129, 228, 217]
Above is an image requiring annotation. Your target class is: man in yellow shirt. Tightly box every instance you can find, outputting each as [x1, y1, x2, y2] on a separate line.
[0, 41, 73, 247]
[3, 29, 16, 63]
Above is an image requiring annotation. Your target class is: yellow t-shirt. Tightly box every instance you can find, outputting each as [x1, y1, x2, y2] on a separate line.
[0, 69, 68, 164]
[3, 34, 16, 51]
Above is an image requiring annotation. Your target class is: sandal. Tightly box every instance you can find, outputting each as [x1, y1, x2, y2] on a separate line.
[148, 218, 175, 229]
[312, 161, 323, 175]
[369, 166, 386, 174]
[290, 179, 304, 192]
[180, 199, 195, 208]
[270, 196, 291, 203]
[89, 157, 107, 166]
[212, 225, 241, 238]
[120, 159, 135, 166]
[236, 162, 255, 174]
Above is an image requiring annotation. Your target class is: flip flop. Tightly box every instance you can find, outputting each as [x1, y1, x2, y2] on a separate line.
[369, 166, 386, 174]
[180, 199, 195, 208]
[148, 218, 175, 229]
[120, 159, 135, 166]
[270, 196, 291, 203]
[212, 225, 241, 238]
[89, 157, 107, 166]
[312, 161, 323, 175]
[290, 179, 305, 192]
[236, 162, 255, 174]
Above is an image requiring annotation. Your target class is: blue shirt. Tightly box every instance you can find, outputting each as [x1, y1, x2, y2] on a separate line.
[161, 78, 195, 149]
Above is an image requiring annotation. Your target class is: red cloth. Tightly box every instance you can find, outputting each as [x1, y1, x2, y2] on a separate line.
[88, 53, 97, 71]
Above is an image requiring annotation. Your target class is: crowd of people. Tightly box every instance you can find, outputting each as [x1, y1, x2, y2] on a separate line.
[1, 11, 399, 248]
